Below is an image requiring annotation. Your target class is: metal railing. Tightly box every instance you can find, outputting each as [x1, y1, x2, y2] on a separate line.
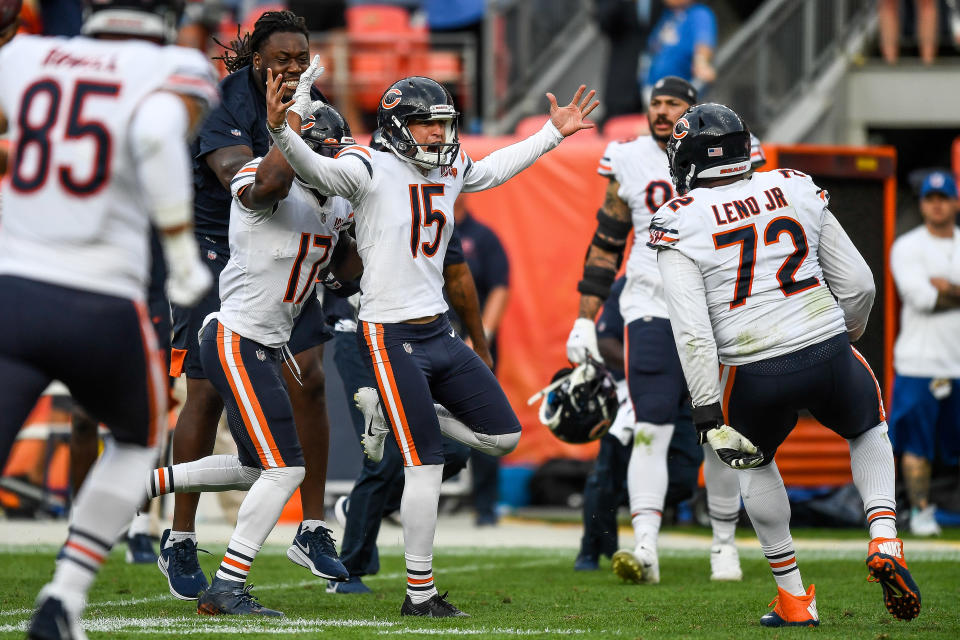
[482, 0, 596, 132]
[709, 0, 876, 137]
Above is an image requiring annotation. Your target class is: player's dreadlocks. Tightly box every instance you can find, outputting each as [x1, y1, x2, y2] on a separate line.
[213, 10, 309, 74]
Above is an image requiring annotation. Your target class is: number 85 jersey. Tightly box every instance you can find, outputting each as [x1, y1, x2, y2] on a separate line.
[648, 169, 850, 365]
[0, 35, 218, 301]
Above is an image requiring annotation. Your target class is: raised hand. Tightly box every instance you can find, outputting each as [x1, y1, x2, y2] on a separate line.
[290, 54, 325, 120]
[266, 67, 295, 130]
[546, 85, 599, 137]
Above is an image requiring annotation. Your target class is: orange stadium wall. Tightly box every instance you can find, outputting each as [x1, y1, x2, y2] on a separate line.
[458, 136, 897, 489]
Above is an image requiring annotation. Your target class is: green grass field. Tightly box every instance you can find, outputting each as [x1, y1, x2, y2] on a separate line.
[2, 538, 959, 639]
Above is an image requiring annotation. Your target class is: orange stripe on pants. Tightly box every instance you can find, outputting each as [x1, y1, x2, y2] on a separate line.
[851, 346, 886, 422]
[362, 322, 421, 466]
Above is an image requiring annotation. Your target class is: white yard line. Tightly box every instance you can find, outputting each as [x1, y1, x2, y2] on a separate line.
[0, 559, 557, 619]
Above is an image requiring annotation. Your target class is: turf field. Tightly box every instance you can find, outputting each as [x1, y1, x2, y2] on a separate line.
[1, 534, 959, 639]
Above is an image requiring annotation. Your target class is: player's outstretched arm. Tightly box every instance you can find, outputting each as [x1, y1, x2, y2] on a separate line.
[463, 85, 600, 193]
[265, 67, 367, 200]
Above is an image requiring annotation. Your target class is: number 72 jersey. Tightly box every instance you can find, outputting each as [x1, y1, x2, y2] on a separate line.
[649, 169, 848, 365]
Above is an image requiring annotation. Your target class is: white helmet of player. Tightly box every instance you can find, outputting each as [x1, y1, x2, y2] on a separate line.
[81, 0, 185, 44]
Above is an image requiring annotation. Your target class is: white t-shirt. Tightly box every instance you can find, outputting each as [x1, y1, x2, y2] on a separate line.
[890, 225, 960, 378]
[0, 35, 217, 301]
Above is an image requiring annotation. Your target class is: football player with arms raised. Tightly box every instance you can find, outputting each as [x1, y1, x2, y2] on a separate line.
[265, 62, 597, 616]
[649, 103, 920, 626]
[160, 9, 349, 601]
[0, 1, 218, 637]
[565, 76, 744, 583]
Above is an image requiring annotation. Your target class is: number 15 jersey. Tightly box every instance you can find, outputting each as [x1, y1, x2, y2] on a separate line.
[648, 169, 848, 365]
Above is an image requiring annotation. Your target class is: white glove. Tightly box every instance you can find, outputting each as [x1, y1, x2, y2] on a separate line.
[702, 425, 764, 470]
[162, 231, 213, 307]
[289, 54, 325, 120]
[566, 317, 602, 364]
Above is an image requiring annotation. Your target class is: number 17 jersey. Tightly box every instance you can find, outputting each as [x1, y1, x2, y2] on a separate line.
[649, 169, 847, 365]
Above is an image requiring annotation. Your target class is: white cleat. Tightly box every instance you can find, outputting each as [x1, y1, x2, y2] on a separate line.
[355, 387, 390, 463]
[612, 545, 659, 584]
[710, 543, 743, 581]
[909, 505, 941, 537]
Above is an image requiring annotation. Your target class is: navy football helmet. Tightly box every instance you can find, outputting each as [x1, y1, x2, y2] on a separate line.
[376, 76, 460, 169]
[534, 360, 619, 444]
[301, 102, 354, 158]
[667, 103, 751, 195]
[82, 0, 185, 44]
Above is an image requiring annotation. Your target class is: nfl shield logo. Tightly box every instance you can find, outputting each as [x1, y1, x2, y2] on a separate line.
[207, 250, 217, 260]
[403, 342, 413, 354]
[707, 146, 723, 157]
[256, 349, 266, 361]
[230, 129, 242, 137]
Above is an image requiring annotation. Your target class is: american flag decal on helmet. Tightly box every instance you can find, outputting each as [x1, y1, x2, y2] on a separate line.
[707, 146, 723, 157]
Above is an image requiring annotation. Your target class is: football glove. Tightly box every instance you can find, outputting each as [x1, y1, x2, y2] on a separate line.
[289, 54, 325, 120]
[566, 317, 602, 364]
[162, 231, 213, 307]
[693, 402, 764, 470]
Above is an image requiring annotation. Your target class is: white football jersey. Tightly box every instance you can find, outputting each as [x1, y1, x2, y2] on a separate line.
[649, 169, 847, 364]
[218, 158, 353, 348]
[269, 120, 563, 324]
[597, 135, 675, 322]
[0, 35, 218, 301]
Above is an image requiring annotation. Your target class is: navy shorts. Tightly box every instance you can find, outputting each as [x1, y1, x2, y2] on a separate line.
[888, 374, 960, 463]
[0, 276, 166, 465]
[722, 333, 885, 462]
[625, 317, 689, 424]
[199, 319, 304, 469]
[357, 315, 520, 467]
[171, 234, 333, 379]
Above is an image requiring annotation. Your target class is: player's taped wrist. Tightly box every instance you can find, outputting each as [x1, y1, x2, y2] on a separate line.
[160, 228, 201, 270]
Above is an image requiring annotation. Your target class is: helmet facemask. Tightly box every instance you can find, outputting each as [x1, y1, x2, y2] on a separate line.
[385, 106, 460, 170]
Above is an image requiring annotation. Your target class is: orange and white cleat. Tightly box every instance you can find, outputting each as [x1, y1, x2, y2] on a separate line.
[759, 584, 819, 627]
[866, 537, 921, 621]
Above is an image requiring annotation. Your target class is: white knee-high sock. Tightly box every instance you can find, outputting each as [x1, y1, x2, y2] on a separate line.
[702, 443, 742, 545]
[738, 462, 805, 596]
[849, 422, 898, 540]
[434, 404, 520, 456]
[49, 442, 155, 611]
[627, 422, 674, 549]
[402, 464, 443, 603]
[215, 465, 304, 583]
[147, 454, 260, 498]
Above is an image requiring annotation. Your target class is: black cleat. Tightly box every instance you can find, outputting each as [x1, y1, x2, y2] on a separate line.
[197, 580, 283, 617]
[400, 591, 470, 617]
[27, 592, 87, 640]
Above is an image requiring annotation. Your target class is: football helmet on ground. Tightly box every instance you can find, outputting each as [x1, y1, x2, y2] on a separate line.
[667, 103, 751, 195]
[376, 76, 460, 170]
[82, 0, 185, 44]
[529, 359, 619, 444]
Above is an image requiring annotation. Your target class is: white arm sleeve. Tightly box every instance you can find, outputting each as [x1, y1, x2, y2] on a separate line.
[889, 234, 938, 313]
[462, 121, 564, 192]
[129, 91, 193, 229]
[270, 122, 369, 199]
[818, 210, 876, 341]
[657, 248, 722, 408]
